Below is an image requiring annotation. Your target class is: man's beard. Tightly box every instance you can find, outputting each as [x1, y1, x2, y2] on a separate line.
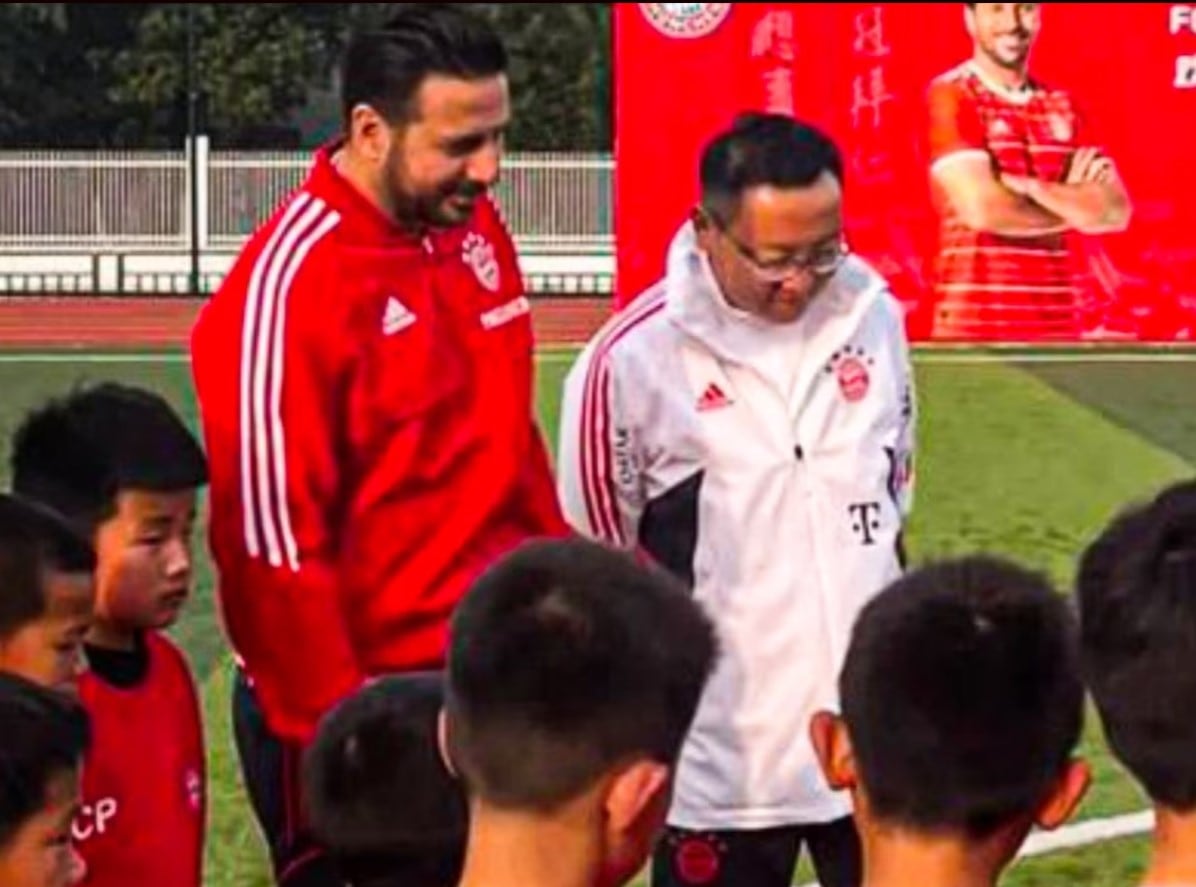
[386, 155, 488, 230]
[984, 35, 1031, 71]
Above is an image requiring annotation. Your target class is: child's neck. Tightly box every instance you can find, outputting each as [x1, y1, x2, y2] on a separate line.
[86, 621, 139, 652]
[862, 822, 1013, 887]
[1143, 805, 1196, 886]
[456, 802, 603, 887]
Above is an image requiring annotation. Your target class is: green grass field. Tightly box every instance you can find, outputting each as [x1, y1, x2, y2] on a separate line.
[0, 348, 1191, 887]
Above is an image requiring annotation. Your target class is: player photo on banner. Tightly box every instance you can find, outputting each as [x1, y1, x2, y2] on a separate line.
[615, 3, 1196, 342]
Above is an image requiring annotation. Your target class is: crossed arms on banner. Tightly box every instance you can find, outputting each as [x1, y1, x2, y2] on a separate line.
[934, 146, 1132, 239]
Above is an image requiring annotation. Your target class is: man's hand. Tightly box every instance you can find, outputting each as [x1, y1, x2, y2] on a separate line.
[1002, 147, 1110, 197]
[1015, 146, 1131, 234]
[1065, 147, 1113, 185]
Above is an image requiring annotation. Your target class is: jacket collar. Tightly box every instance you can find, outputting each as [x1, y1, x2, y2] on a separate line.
[663, 219, 886, 368]
[305, 140, 468, 255]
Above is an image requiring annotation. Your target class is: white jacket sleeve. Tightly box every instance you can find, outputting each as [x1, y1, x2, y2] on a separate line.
[889, 312, 917, 520]
[556, 342, 645, 550]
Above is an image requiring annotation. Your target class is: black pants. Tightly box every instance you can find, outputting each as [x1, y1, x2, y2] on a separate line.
[232, 667, 344, 886]
[651, 817, 862, 887]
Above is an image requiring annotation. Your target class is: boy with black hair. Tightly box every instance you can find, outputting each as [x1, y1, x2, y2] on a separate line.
[0, 493, 94, 693]
[0, 671, 91, 887]
[445, 536, 719, 887]
[11, 382, 209, 887]
[303, 672, 467, 887]
[810, 555, 1090, 887]
[1076, 479, 1196, 887]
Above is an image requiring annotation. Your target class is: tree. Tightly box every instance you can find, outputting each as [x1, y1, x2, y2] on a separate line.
[473, 4, 612, 151]
[0, 4, 143, 147]
[109, 3, 611, 151]
[0, 3, 613, 151]
[110, 4, 374, 147]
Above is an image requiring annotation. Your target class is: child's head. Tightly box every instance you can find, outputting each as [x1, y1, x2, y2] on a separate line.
[11, 383, 208, 634]
[812, 555, 1087, 857]
[445, 537, 718, 887]
[0, 671, 91, 887]
[0, 495, 95, 692]
[303, 672, 467, 887]
[1076, 479, 1196, 813]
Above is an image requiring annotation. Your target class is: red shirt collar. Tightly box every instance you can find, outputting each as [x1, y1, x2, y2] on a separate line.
[307, 139, 473, 254]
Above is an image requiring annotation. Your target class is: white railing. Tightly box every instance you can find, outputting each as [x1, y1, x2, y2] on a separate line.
[0, 141, 615, 254]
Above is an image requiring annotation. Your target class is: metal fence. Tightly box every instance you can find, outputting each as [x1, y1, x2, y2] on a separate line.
[0, 146, 615, 253]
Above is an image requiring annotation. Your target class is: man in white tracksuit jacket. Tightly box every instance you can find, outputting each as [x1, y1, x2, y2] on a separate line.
[556, 113, 916, 887]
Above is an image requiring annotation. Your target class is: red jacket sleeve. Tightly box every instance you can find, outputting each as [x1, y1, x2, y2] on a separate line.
[194, 213, 364, 745]
[518, 419, 571, 537]
[482, 193, 570, 538]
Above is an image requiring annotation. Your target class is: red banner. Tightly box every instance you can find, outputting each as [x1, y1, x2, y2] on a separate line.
[614, 3, 1196, 342]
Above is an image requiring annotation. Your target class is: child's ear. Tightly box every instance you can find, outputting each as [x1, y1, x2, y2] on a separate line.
[436, 707, 459, 779]
[809, 710, 858, 792]
[1035, 758, 1091, 831]
[605, 759, 670, 840]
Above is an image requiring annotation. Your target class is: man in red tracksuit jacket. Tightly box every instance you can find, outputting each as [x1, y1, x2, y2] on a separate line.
[189, 6, 568, 884]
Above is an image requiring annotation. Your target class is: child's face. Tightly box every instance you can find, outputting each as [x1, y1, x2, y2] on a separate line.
[0, 572, 93, 693]
[94, 489, 197, 633]
[0, 768, 85, 887]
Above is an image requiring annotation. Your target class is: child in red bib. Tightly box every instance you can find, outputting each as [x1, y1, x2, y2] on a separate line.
[12, 383, 209, 887]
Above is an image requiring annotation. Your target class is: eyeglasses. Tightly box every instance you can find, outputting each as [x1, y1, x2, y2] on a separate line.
[705, 211, 849, 282]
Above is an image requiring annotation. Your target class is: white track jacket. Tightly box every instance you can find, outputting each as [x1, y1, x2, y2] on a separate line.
[556, 221, 917, 831]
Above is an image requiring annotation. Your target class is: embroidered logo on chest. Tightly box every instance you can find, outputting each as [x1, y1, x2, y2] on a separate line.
[1046, 112, 1073, 142]
[695, 381, 732, 412]
[825, 345, 875, 403]
[987, 117, 1014, 140]
[381, 295, 416, 336]
[462, 232, 501, 293]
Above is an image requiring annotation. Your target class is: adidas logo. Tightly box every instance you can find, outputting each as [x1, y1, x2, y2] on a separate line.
[382, 296, 416, 336]
[696, 382, 731, 412]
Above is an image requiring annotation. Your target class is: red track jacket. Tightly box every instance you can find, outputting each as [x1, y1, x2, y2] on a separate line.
[191, 144, 568, 743]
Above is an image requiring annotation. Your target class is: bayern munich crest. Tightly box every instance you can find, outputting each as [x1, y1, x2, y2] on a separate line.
[639, 3, 732, 39]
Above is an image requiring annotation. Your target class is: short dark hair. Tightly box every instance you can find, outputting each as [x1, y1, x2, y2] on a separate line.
[1076, 480, 1196, 811]
[340, 3, 508, 128]
[446, 537, 718, 811]
[841, 555, 1084, 838]
[699, 112, 844, 224]
[0, 494, 95, 641]
[11, 382, 208, 535]
[0, 671, 90, 849]
[303, 673, 466, 887]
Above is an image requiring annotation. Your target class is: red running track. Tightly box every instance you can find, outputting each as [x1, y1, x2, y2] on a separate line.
[0, 296, 613, 349]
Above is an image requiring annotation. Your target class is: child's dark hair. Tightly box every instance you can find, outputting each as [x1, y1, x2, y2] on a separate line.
[304, 673, 466, 887]
[11, 382, 207, 533]
[0, 494, 94, 640]
[445, 537, 719, 811]
[841, 555, 1084, 838]
[1076, 480, 1196, 811]
[0, 671, 90, 849]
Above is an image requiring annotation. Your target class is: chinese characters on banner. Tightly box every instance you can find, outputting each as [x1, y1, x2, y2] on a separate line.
[849, 5, 893, 179]
[750, 9, 795, 114]
[614, 3, 1196, 343]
